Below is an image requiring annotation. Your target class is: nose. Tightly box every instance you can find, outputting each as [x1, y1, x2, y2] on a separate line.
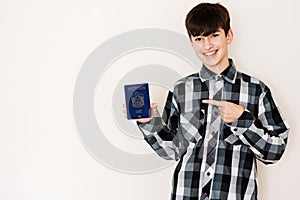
[203, 38, 213, 50]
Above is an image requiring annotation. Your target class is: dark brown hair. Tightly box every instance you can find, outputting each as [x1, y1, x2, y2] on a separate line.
[185, 3, 231, 38]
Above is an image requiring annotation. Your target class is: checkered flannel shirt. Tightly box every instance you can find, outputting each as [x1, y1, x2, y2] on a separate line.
[138, 59, 289, 200]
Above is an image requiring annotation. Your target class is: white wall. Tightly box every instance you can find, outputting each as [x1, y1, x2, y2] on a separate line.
[0, 0, 299, 199]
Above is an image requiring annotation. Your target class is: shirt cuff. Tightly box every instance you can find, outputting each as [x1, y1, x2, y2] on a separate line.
[136, 111, 163, 132]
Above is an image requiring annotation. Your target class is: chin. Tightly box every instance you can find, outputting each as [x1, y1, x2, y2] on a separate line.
[203, 60, 218, 67]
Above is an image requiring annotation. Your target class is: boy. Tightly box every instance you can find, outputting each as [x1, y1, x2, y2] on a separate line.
[135, 3, 289, 200]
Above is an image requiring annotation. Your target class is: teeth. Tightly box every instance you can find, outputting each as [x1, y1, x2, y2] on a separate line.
[204, 51, 216, 56]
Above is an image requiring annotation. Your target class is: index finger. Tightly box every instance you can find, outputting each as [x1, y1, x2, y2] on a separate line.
[202, 99, 223, 107]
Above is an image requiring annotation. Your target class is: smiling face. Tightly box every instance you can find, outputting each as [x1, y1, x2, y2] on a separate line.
[190, 28, 233, 74]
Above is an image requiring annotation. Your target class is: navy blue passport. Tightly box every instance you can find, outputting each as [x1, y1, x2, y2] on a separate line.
[124, 83, 151, 120]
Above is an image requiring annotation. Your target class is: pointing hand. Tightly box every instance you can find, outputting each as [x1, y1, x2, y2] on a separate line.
[202, 99, 244, 123]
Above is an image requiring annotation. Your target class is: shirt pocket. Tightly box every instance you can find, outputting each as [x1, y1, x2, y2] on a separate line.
[179, 110, 205, 143]
[223, 126, 243, 145]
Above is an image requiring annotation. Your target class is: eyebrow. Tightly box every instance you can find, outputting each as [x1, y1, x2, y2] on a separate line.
[210, 30, 220, 34]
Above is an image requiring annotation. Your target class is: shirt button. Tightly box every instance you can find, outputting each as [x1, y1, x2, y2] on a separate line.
[214, 111, 219, 116]
[233, 128, 238, 131]
[207, 172, 211, 176]
[216, 75, 222, 80]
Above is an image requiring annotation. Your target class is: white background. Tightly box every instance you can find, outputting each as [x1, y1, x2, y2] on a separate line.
[0, 0, 299, 199]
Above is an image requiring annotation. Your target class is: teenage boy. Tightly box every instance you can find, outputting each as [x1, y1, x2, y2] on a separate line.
[135, 3, 289, 200]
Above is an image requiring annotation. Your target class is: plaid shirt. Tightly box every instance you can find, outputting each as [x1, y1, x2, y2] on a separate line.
[138, 59, 289, 200]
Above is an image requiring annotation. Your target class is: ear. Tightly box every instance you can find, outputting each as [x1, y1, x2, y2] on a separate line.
[189, 37, 197, 50]
[189, 36, 194, 46]
[226, 29, 234, 44]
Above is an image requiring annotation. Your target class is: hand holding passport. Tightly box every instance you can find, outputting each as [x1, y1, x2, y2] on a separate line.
[124, 83, 157, 122]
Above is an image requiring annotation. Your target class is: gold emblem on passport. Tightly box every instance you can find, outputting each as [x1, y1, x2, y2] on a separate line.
[131, 91, 145, 108]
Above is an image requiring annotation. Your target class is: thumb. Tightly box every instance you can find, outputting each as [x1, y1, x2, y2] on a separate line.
[150, 102, 158, 109]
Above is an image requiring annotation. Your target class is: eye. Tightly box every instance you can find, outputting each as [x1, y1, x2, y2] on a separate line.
[194, 37, 202, 42]
[212, 33, 219, 38]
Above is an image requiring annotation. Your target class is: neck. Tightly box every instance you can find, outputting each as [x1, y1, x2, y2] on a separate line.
[205, 58, 229, 75]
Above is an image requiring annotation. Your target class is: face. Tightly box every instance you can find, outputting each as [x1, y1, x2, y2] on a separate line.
[190, 28, 233, 74]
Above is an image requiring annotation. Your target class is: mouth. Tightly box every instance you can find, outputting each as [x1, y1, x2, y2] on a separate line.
[203, 50, 218, 57]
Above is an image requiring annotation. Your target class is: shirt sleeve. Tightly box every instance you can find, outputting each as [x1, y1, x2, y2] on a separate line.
[137, 91, 188, 161]
[225, 87, 289, 164]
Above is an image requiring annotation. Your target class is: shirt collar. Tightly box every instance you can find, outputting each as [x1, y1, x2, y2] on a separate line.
[199, 58, 237, 84]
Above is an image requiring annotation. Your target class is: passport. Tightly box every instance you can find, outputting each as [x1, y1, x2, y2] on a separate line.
[124, 83, 151, 120]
